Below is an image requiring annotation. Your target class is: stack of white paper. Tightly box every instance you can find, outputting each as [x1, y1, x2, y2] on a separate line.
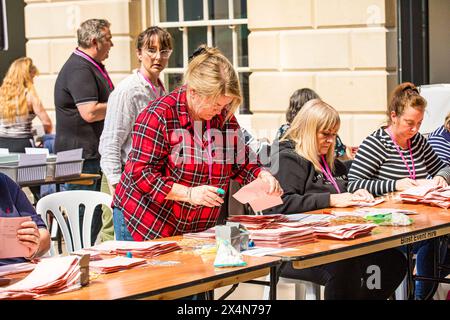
[0, 256, 82, 299]
[312, 224, 378, 240]
[227, 214, 290, 230]
[248, 227, 316, 248]
[89, 240, 181, 258]
[400, 185, 450, 209]
[89, 256, 147, 274]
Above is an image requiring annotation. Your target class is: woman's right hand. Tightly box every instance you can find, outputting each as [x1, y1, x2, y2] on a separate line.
[329, 192, 357, 208]
[395, 178, 418, 191]
[189, 186, 224, 207]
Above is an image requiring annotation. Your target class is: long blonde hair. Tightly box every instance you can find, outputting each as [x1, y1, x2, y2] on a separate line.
[283, 99, 341, 172]
[184, 45, 242, 122]
[0, 57, 38, 122]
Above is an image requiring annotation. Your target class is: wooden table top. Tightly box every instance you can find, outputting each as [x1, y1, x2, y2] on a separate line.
[37, 239, 280, 300]
[19, 173, 101, 187]
[273, 194, 450, 269]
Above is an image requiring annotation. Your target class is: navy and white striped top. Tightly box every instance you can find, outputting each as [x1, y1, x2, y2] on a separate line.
[348, 127, 450, 196]
[428, 125, 450, 166]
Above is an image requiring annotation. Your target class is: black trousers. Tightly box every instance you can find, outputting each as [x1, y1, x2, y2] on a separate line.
[280, 248, 407, 300]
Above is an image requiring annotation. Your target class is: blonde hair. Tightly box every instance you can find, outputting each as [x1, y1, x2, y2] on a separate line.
[184, 45, 242, 122]
[283, 99, 340, 172]
[445, 112, 450, 131]
[0, 57, 38, 122]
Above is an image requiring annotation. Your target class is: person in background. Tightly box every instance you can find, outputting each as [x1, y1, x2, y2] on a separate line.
[265, 99, 406, 299]
[99, 26, 173, 241]
[54, 18, 114, 245]
[348, 82, 450, 299]
[0, 57, 53, 152]
[0, 172, 50, 266]
[0, 57, 54, 202]
[275, 88, 357, 160]
[112, 45, 282, 241]
[428, 111, 450, 166]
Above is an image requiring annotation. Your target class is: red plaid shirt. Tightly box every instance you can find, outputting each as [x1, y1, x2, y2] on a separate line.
[113, 86, 262, 240]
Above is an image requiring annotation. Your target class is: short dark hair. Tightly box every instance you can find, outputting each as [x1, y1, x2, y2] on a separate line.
[136, 26, 173, 51]
[286, 88, 320, 124]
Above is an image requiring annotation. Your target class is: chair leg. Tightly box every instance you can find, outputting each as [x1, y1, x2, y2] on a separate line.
[294, 282, 306, 300]
[305, 282, 321, 300]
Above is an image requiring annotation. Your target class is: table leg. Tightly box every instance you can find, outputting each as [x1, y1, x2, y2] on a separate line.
[269, 265, 278, 300]
[405, 244, 415, 300]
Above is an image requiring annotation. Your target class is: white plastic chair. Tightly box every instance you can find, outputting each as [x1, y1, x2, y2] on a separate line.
[36, 190, 112, 255]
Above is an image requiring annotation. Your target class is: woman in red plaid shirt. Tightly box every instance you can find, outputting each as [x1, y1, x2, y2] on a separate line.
[113, 46, 282, 241]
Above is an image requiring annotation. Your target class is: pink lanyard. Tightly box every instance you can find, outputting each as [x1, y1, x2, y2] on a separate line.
[320, 155, 341, 194]
[193, 121, 213, 180]
[386, 127, 416, 180]
[138, 70, 166, 97]
[74, 48, 114, 90]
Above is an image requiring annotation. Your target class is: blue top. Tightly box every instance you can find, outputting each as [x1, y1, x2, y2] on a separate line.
[0, 173, 46, 266]
[428, 125, 450, 166]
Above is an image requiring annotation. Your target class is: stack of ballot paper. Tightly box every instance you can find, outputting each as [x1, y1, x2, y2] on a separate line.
[248, 227, 316, 248]
[0, 216, 33, 259]
[0, 262, 36, 277]
[183, 227, 216, 239]
[227, 214, 289, 229]
[312, 224, 378, 240]
[232, 179, 283, 211]
[400, 185, 450, 209]
[0, 256, 82, 299]
[89, 256, 147, 274]
[89, 240, 181, 258]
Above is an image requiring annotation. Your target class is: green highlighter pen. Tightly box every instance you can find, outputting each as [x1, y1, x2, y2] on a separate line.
[217, 188, 226, 195]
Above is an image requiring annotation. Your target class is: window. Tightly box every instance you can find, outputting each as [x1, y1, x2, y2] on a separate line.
[153, 0, 251, 114]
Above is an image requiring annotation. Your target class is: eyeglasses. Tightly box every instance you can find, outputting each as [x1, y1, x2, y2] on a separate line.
[144, 48, 173, 59]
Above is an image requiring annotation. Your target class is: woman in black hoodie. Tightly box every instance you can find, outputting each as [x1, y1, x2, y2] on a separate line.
[265, 99, 407, 299]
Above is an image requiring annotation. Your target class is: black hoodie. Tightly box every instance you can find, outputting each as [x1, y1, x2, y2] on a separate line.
[264, 140, 349, 215]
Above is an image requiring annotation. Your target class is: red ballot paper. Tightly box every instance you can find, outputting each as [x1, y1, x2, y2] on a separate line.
[232, 178, 283, 212]
[0, 216, 32, 259]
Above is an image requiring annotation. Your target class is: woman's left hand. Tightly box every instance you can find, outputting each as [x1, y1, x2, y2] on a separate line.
[352, 189, 375, 202]
[258, 171, 283, 196]
[17, 220, 41, 259]
[432, 176, 448, 188]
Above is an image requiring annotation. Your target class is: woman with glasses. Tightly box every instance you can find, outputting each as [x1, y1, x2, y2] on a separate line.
[99, 26, 173, 196]
[348, 82, 450, 299]
[112, 45, 282, 241]
[264, 99, 407, 299]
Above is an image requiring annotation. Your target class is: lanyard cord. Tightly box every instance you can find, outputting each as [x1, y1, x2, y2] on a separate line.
[386, 127, 416, 180]
[320, 155, 341, 194]
[137, 70, 166, 97]
[74, 48, 114, 90]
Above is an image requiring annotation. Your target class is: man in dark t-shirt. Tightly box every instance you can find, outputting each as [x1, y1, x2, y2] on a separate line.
[54, 19, 114, 245]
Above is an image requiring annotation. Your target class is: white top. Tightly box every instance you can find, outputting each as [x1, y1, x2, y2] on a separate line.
[99, 70, 164, 186]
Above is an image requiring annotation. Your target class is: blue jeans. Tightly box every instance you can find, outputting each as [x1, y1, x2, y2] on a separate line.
[64, 159, 103, 246]
[402, 238, 448, 300]
[113, 207, 134, 241]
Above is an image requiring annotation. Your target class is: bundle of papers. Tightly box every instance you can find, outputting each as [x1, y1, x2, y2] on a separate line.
[89, 256, 147, 274]
[89, 240, 181, 258]
[312, 223, 378, 240]
[183, 227, 216, 239]
[0, 262, 36, 277]
[0, 256, 82, 299]
[227, 214, 289, 230]
[400, 185, 450, 209]
[248, 227, 316, 248]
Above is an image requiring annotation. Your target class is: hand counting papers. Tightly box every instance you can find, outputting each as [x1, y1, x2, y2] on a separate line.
[89, 256, 147, 274]
[248, 227, 316, 248]
[89, 240, 181, 258]
[400, 185, 450, 209]
[232, 178, 283, 212]
[0, 256, 82, 299]
[312, 224, 378, 240]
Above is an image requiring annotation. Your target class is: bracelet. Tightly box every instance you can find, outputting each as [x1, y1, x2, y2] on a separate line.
[187, 187, 193, 203]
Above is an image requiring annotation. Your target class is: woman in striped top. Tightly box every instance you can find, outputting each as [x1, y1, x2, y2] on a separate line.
[428, 112, 450, 166]
[348, 82, 450, 300]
